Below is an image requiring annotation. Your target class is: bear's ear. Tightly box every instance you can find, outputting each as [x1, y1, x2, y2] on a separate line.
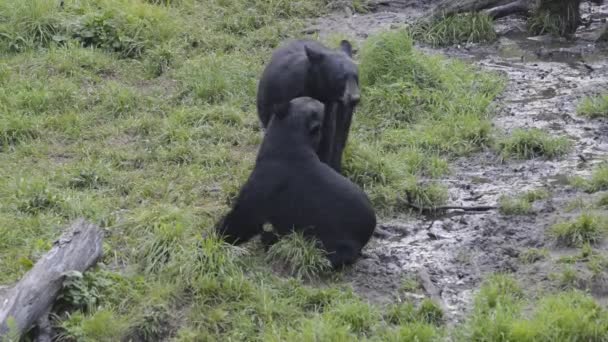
[339, 40, 353, 57]
[305, 45, 324, 64]
[272, 102, 291, 119]
[307, 116, 322, 137]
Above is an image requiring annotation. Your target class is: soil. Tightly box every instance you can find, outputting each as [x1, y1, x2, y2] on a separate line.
[309, 0, 608, 323]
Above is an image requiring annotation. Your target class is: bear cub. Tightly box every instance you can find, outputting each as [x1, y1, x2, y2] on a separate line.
[216, 97, 376, 269]
[256, 39, 361, 174]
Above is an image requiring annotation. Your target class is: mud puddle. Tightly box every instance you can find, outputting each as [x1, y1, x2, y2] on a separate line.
[311, 1, 608, 323]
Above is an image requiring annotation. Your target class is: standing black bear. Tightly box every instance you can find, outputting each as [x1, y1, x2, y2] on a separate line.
[216, 97, 376, 269]
[256, 39, 360, 174]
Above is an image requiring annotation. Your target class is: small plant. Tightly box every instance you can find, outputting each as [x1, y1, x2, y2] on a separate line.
[69, 171, 107, 190]
[265, 231, 332, 280]
[385, 299, 444, 327]
[417, 299, 444, 326]
[56, 270, 115, 313]
[410, 13, 497, 47]
[577, 94, 608, 118]
[557, 266, 580, 289]
[404, 180, 449, 209]
[385, 302, 417, 325]
[499, 196, 532, 215]
[400, 276, 422, 293]
[499, 188, 549, 215]
[519, 248, 549, 264]
[497, 128, 571, 160]
[327, 301, 380, 334]
[128, 304, 173, 341]
[550, 213, 607, 247]
[17, 188, 62, 215]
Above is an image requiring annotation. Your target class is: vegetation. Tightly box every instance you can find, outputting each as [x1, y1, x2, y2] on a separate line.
[577, 94, 608, 118]
[519, 248, 549, 264]
[497, 128, 571, 160]
[410, 13, 497, 47]
[1, 0, 606, 340]
[458, 274, 608, 341]
[570, 162, 608, 193]
[265, 232, 332, 281]
[528, 0, 582, 37]
[499, 189, 549, 215]
[549, 213, 607, 247]
[352, 29, 503, 211]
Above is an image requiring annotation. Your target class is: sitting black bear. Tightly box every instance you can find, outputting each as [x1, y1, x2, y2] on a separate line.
[216, 97, 376, 268]
[256, 39, 360, 174]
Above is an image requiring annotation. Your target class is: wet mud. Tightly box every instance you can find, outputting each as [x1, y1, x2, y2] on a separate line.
[311, 1, 608, 323]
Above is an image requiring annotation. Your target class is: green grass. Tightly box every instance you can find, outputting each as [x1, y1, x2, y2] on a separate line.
[571, 163, 608, 193]
[1, 0, 606, 340]
[349, 29, 503, 212]
[265, 232, 332, 281]
[549, 213, 607, 247]
[519, 248, 549, 264]
[410, 13, 497, 47]
[497, 128, 571, 160]
[577, 94, 608, 118]
[458, 274, 608, 341]
[499, 188, 549, 215]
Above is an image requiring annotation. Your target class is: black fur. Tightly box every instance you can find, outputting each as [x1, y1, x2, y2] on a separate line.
[256, 39, 360, 174]
[217, 97, 376, 269]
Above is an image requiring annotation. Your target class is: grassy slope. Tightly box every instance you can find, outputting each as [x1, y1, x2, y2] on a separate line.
[1, 0, 608, 340]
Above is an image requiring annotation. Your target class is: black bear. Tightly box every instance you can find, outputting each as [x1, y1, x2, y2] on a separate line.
[256, 39, 360, 174]
[216, 97, 376, 268]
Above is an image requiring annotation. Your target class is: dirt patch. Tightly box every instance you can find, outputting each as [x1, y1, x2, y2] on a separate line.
[311, 0, 608, 323]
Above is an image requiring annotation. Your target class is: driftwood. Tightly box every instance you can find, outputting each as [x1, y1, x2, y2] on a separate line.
[401, 192, 497, 216]
[484, 0, 531, 19]
[430, 0, 534, 19]
[0, 219, 104, 339]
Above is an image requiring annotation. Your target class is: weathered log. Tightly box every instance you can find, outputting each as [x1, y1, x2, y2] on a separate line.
[484, 0, 532, 19]
[0, 219, 104, 339]
[430, 0, 505, 18]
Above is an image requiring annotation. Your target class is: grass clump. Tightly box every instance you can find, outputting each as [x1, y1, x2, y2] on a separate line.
[410, 13, 497, 47]
[571, 163, 608, 193]
[499, 188, 549, 215]
[497, 128, 571, 160]
[549, 213, 607, 247]
[386, 299, 444, 326]
[265, 232, 332, 281]
[461, 276, 608, 341]
[519, 248, 549, 264]
[577, 94, 608, 118]
[347, 29, 503, 213]
[528, 0, 581, 37]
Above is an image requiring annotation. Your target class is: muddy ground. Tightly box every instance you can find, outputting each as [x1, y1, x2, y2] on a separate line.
[308, 1, 608, 324]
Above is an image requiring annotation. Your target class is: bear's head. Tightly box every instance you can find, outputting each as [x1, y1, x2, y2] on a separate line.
[305, 40, 360, 108]
[267, 97, 325, 153]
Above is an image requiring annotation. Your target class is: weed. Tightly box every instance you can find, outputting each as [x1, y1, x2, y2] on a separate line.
[400, 276, 422, 293]
[519, 248, 549, 264]
[327, 300, 380, 334]
[585, 164, 608, 193]
[550, 213, 607, 247]
[410, 13, 497, 47]
[577, 94, 608, 118]
[497, 128, 571, 160]
[417, 299, 444, 326]
[265, 231, 332, 281]
[499, 188, 549, 215]
[404, 180, 449, 209]
[557, 266, 580, 289]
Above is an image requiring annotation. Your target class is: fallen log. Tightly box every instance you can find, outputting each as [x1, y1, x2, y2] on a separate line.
[0, 219, 104, 339]
[484, 0, 531, 19]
